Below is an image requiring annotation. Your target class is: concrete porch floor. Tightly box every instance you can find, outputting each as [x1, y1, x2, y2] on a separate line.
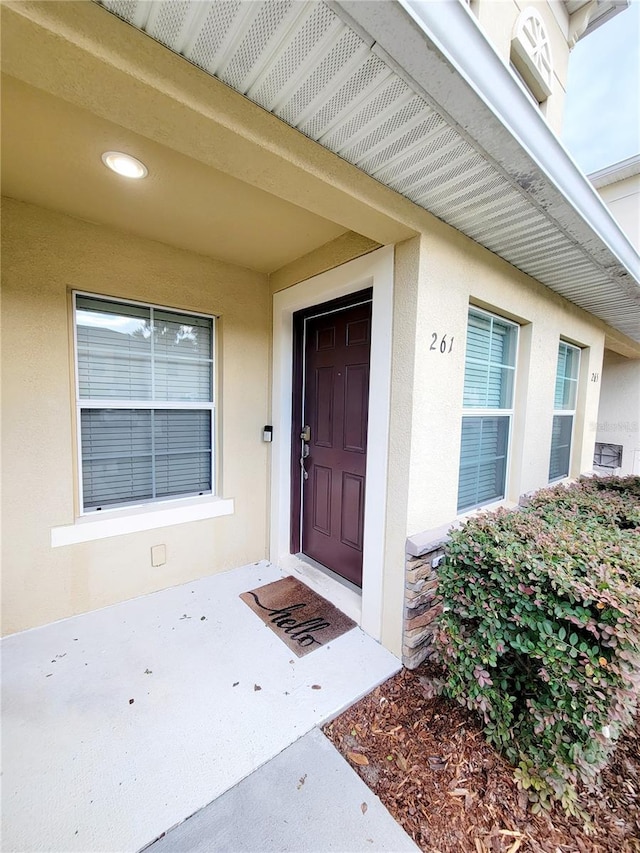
[1, 561, 401, 852]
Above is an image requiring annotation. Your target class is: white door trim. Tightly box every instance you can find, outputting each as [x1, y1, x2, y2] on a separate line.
[270, 246, 394, 642]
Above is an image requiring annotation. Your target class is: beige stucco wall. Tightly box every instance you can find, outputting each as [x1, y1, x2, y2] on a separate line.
[472, 0, 570, 132]
[1, 198, 271, 636]
[596, 174, 640, 252]
[595, 350, 640, 475]
[400, 217, 605, 537]
[267, 217, 607, 658]
[381, 236, 424, 654]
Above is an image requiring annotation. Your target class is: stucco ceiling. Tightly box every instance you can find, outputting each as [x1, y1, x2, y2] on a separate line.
[0, 74, 347, 274]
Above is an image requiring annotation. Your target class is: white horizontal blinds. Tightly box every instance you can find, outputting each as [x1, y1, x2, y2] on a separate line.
[463, 310, 517, 408]
[81, 409, 153, 508]
[76, 294, 214, 511]
[81, 410, 213, 508]
[76, 296, 152, 400]
[458, 308, 518, 512]
[457, 417, 509, 512]
[548, 414, 572, 481]
[553, 342, 579, 410]
[154, 410, 212, 498]
[549, 341, 580, 481]
[152, 310, 213, 402]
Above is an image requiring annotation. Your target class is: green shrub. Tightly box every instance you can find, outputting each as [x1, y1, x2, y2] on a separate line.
[434, 477, 640, 816]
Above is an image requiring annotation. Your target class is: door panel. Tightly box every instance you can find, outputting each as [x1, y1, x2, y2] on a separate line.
[301, 301, 371, 587]
[343, 364, 368, 452]
[314, 367, 334, 447]
[312, 465, 332, 535]
[340, 472, 364, 550]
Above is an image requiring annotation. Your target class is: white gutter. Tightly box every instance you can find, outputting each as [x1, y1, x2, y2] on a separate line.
[335, 0, 640, 293]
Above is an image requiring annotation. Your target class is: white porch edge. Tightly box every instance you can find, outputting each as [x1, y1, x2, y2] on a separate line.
[270, 246, 394, 643]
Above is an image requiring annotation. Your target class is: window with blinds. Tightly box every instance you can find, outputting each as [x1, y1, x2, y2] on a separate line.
[74, 294, 214, 512]
[549, 341, 580, 481]
[457, 308, 518, 513]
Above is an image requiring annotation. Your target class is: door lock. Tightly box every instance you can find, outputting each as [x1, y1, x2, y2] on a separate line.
[300, 425, 311, 442]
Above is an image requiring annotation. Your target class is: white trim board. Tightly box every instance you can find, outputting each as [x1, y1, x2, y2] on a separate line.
[51, 497, 234, 546]
[270, 246, 394, 642]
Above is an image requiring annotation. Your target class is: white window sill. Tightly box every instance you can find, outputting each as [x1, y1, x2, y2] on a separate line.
[51, 497, 234, 547]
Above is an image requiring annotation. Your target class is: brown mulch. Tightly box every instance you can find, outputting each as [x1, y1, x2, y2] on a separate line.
[323, 664, 640, 853]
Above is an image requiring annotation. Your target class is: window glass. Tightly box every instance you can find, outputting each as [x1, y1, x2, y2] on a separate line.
[75, 295, 214, 511]
[548, 414, 572, 481]
[553, 342, 579, 410]
[463, 311, 517, 409]
[458, 308, 518, 512]
[549, 341, 580, 482]
[458, 416, 510, 512]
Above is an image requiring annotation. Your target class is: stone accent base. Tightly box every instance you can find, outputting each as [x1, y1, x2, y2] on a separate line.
[402, 523, 457, 669]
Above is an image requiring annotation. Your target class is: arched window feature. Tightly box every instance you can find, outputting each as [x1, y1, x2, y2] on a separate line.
[510, 8, 553, 102]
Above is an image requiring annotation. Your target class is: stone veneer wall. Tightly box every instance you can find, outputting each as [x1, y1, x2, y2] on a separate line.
[403, 496, 537, 668]
[403, 523, 458, 669]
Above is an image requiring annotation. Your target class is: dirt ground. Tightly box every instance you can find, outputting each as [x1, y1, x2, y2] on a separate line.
[323, 665, 640, 853]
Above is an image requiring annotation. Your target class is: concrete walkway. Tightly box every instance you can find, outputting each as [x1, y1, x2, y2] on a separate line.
[147, 728, 419, 853]
[2, 561, 409, 852]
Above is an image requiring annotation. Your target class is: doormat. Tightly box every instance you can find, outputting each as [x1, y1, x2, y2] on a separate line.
[240, 576, 356, 657]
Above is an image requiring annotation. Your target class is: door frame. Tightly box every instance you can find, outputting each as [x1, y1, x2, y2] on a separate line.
[270, 246, 394, 642]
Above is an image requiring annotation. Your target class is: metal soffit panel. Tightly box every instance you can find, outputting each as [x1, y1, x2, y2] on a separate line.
[97, 0, 639, 342]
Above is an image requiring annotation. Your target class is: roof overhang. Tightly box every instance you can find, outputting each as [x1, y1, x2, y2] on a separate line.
[336, 0, 639, 341]
[589, 153, 640, 189]
[566, 0, 630, 41]
[3, 0, 639, 349]
[95, 0, 640, 346]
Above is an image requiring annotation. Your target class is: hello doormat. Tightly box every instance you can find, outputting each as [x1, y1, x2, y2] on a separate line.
[240, 576, 356, 657]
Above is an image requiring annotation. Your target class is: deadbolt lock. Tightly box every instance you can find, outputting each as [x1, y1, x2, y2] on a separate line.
[300, 425, 311, 442]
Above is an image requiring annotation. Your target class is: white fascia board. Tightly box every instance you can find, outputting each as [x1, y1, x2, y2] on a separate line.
[334, 0, 639, 290]
[589, 153, 640, 188]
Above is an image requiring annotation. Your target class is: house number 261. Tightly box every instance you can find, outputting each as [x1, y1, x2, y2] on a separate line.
[430, 333, 454, 353]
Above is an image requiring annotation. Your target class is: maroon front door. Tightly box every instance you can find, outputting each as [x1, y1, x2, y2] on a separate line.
[300, 300, 372, 587]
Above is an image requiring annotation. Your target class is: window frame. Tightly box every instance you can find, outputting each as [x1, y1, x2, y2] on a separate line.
[457, 306, 520, 513]
[510, 7, 553, 103]
[548, 340, 581, 483]
[73, 291, 216, 515]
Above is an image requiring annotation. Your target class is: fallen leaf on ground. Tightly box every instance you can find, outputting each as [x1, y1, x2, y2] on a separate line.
[254, 684, 261, 692]
[322, 664, 640, 853]
[361, 802, 368, 814]
[347, 752, 369, 766]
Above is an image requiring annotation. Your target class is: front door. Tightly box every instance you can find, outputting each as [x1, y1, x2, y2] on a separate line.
[299, 299, 372, 587]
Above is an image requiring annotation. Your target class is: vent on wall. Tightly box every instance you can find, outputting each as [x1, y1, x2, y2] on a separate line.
[593, 442, 623, 470]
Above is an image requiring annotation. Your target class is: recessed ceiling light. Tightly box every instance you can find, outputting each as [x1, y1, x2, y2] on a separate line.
[101, 151, 148, 179]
